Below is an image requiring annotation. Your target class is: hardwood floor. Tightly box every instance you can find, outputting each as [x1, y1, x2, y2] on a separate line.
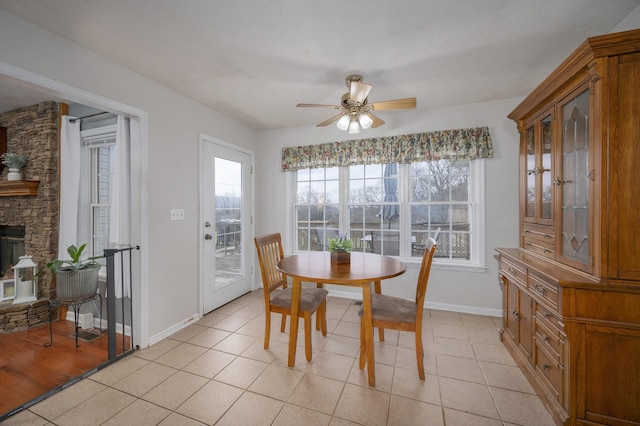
[0, 318, 129, 418]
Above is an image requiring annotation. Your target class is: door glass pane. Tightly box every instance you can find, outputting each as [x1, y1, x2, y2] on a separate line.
[215, 157, 242, 285]
[525, 127, 535, 218]
[561, 89, 590, 263]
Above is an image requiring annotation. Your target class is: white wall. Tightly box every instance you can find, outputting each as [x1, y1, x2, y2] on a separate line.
[0, 9, 259, 346]
[257, 97, 521, 316]
[611, 3, 640, 31]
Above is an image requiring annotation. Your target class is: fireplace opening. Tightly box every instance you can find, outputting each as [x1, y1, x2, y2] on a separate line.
[0, 226, 26, 278]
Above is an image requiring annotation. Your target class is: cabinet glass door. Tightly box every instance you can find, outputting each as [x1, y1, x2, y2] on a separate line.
[523, 113, 553, 225]
[525, 127, 536, 219]
[560, 89, 590, 265]
[541, 116, 553, 220]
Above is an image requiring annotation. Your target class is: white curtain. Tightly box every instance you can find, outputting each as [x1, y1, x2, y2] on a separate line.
[110, 116, 131, 298]
[58, 116, 81, 260]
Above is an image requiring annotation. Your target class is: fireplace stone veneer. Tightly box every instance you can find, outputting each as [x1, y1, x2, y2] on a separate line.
[0, 102, 61, 332]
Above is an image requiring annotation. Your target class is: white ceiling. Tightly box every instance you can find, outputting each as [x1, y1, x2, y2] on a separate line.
[0, 0, 638, 130]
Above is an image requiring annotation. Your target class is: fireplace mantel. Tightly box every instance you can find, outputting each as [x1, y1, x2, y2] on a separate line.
[0, 180, 39, 196]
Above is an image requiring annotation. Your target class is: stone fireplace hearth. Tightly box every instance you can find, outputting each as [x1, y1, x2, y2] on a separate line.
[0, 101, 61, 332]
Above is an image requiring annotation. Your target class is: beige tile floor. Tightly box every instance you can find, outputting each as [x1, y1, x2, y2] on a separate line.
[3, 290, 556, 426]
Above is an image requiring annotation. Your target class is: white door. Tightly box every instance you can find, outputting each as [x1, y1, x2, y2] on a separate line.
[201, 136, 253, 314]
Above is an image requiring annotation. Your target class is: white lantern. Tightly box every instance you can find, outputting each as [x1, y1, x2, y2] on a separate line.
[12, 255, 37, 304]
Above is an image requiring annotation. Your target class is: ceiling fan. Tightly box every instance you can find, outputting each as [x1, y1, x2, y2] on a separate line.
[297, 75, 417, 134]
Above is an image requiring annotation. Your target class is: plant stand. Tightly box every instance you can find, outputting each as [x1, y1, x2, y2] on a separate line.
[45, 293, 102, 348]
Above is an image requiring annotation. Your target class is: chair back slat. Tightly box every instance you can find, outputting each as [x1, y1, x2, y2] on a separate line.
[415, 237, 437, 310]
[254, 233, 287, 294]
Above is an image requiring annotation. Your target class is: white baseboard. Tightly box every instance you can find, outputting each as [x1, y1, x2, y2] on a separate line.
[148, 313, 201, 346]
[424, 301, 502, 318]
[326, 289, 502, 318]
[142, 293, 502, 350]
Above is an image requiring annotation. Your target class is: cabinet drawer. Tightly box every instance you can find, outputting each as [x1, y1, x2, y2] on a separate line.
[535, 341, 563, 399]
[529, 273, 558, 309]
[523, 224, 555, 248]
[522, 223, 555, 240]
[499, 257, 527, 285]
[535, 303, 563, 333]
[535, 314, 563, 359]
[523, 239, 555, 259]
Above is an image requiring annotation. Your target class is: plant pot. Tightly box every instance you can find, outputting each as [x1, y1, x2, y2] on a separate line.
[56, 267, 99, 300]
[7, 168, 22, 181]
[331, 251, 351, 265]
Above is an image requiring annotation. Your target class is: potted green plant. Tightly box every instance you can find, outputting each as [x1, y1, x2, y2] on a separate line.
[43, 244, 103, 300]
[328, 233, 353, 264]
[1, 152, 27, 181]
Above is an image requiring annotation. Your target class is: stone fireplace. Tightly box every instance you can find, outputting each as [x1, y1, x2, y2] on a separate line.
[0, 101, 60, 332]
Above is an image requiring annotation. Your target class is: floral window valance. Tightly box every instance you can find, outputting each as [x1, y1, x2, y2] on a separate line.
[281, 127, 493, 171]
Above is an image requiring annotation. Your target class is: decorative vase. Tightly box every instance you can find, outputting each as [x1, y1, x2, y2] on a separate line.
[331, 251, 351, 265]
[55, 267, 99, 300]
[7, 168, 22, 181]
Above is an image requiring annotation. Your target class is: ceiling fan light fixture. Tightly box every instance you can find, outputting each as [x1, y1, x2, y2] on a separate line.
[297, 74, 416, 132]
[359, 113, 373, 129]
[348, 119, 360, 134]
[336, 115, 350, 131]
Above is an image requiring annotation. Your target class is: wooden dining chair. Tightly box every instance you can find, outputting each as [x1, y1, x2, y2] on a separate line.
[359, 236, 437, 380]
[254, 233, 328, 361]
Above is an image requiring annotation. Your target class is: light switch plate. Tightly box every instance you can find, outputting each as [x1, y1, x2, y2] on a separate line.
[170, 209, 185, 221]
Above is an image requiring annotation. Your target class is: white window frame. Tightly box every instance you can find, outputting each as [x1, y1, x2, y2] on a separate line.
[79, 125, 117, 264]
[286, 160, 487, 272]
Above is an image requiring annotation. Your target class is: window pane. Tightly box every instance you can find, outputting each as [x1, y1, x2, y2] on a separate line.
[90, 145, 114, 259]
[294, 167, 340, 252]
[293, 159, 477, 262]
[92, 206, 109, 259]
[297, 169, 309, 181]
[297, 182, 310, 203]
[451, 160, 469, 202]
[96, 146, 114, 203]
[347, 163, 401, 255]
[325, 180, 339, 203]
[410, 160, 472, 260]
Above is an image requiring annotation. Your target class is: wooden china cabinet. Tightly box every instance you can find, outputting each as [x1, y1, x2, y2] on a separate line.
[497, 29, 640, 426]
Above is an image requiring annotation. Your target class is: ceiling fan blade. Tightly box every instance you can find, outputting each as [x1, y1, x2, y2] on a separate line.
[370, 98, 417, 111]
[297, 103, 342, 109]
[367, 112, 385, 128]
[350, 82, 372, 104]
[316, 113, 345, 127]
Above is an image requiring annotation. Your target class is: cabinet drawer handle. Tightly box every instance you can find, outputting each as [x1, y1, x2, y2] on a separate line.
[533, 284, 547, 296]
[508, 266, 515, 274]
[542, 334, 550, 342]
[553, 179, 572, 186]
[542, 364, 550, 370]
[542, 312, 550, 319]
[510, 309, 520, 320]
[543, 234, 552, 239]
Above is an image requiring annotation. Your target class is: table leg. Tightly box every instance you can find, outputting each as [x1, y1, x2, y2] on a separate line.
[288, 276, 302, 367]
[362, 281, 375, 387]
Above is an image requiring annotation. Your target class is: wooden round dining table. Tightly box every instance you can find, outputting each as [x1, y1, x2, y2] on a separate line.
[277, 251, 406, 387]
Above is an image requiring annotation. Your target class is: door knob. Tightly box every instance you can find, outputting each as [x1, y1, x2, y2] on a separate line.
[204, 234, 213, 240]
